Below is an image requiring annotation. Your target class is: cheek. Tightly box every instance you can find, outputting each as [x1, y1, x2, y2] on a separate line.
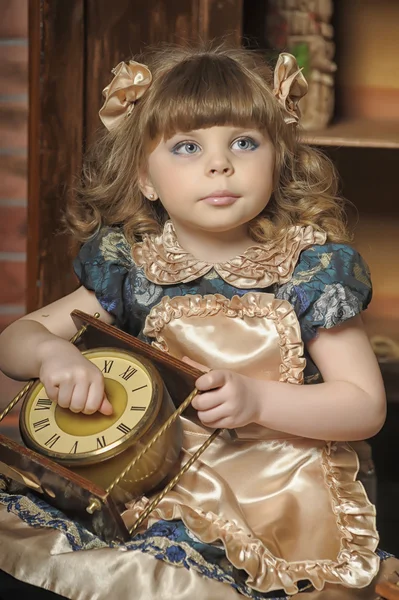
[147, 160, 171, 195]
[261, 151, 275, 188]
[160, 167, 193, 200]
[249, 153, 274, 188]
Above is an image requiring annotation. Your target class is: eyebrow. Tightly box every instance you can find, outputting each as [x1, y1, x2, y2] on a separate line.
[168, 126, 263, 138]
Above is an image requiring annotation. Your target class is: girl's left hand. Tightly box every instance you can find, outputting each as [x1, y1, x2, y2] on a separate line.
[191, 368, 261, 429]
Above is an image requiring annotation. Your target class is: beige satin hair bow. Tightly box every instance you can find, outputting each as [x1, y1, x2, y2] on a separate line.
[99, 60, 152, 130]
[273, 53, 308, 125]
[99, 53, 307, 131]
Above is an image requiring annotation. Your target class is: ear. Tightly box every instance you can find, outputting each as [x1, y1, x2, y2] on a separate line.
[138, 169, 159, 201]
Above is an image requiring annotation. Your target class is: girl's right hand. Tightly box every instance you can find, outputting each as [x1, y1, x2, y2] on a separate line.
[37, 338, 113, 416]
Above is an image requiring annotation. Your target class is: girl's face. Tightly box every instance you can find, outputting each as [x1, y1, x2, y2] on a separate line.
[141, 125, 275, 241]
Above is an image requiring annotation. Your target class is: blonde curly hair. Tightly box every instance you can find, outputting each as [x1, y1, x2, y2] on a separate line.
[65, 41, 349, 245]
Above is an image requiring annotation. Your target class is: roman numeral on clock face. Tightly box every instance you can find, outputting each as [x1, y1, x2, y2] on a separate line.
[33, 418, 51, 432]
[96, 436, 106, 449]
[119, 366, 137, 381]
[69, 441, 79, 454]
[102, 360, 114, 374]
[131, 385, 148, 393]
[44, 434, 61, 448]
[116, 422, 131, 435]
[34, 398, 52, 410]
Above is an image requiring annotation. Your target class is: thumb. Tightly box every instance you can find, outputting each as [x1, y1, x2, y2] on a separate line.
[99, 394, 113, 416]
[195, 369, 226, 392]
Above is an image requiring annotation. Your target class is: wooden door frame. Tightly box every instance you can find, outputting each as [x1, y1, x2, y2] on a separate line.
[28, 0, 84, 312]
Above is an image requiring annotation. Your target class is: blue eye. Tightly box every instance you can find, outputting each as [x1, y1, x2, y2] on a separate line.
[232, 137, 258, 151]
[172, 142, 200, 155]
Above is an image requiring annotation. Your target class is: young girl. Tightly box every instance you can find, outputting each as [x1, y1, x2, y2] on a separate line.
[0, 42, 396, 600]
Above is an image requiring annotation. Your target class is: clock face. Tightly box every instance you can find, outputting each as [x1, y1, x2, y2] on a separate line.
[20, 348, 161, 465]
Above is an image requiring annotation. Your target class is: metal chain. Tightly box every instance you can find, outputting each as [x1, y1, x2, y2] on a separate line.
[129, 428, 221, 535]
[0, 380, 36, 423]
[106, 388, 198, 494]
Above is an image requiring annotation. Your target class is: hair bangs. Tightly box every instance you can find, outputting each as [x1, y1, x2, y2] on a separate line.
[145, 54, 277, 141]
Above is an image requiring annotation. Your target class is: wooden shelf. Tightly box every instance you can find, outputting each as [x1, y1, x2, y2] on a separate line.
[300, 119, 399, 149]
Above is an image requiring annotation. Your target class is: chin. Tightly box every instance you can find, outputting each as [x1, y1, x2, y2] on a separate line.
[190, 211, 245, 230]
[204, 216, 255, 233]
[196, 221, 242, 234]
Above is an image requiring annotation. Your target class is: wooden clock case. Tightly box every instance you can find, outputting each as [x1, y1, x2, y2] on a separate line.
[0, 310, 202, 542]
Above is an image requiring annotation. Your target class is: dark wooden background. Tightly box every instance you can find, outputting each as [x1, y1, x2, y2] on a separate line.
[28, 0, 244, 312]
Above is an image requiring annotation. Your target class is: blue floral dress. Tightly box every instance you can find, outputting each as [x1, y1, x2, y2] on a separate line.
[74, 221, 372, 386]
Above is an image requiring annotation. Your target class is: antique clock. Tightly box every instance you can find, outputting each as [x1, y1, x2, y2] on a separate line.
[0, 310, 219, 542]
[19, 347, 182, 503]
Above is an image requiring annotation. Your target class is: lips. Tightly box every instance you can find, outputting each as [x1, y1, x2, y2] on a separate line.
[201, 190, 240, 200]
[200, 190, 240, 206]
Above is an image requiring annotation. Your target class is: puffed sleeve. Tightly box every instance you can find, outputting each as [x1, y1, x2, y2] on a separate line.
[276, 244, 372, 343]
[73, 227, 134, 328]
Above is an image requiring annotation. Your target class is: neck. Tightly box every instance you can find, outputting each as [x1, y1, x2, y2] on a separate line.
[171, 221, 254, 263]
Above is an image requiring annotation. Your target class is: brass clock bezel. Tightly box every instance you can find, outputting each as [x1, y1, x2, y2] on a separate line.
[19, 348, 164, 467]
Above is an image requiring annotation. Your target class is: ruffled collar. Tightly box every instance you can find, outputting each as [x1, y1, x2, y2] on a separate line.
[132, 220, 327, 288]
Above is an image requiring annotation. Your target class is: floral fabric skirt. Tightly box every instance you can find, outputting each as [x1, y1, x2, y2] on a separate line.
[0, 476, 397, 600]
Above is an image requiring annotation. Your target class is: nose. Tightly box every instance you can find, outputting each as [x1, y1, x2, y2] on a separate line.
[206, 152, 234, 177]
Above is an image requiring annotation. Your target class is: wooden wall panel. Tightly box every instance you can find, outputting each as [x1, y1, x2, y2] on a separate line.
[85, 0, 199, 143]
[27, 0, 84, 311]
[85, 0, 243, 143]
[200, 0, 243, 42]
[29, 0, 244, 309]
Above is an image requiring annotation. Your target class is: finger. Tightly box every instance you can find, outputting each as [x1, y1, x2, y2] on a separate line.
[57, 381, 76, 410]
[195, 370, 228, 392]
[83, 382, 108, 415]
[99, 395, 113, 416]
[191, 391, 224, 411]
[43, 382, 59, 404]
[199, 417, 236, 430]
[182, 356, 210, 373]
[69, 383, 91, 413]
[197, 406, 232, 427]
